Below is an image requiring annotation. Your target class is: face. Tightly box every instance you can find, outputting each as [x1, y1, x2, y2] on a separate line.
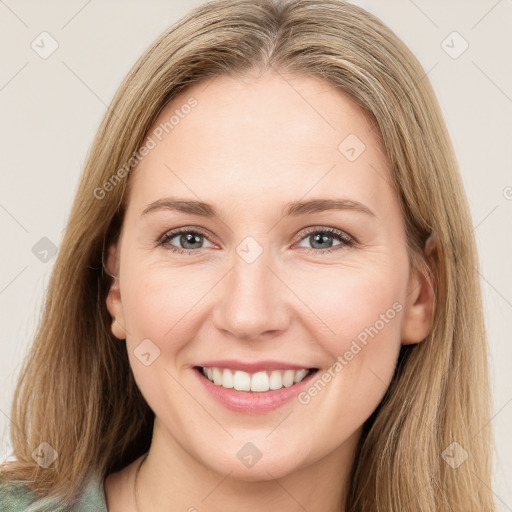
[106, 70, 433, 482]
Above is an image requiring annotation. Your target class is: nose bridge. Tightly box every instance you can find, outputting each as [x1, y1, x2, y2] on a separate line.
[212, 236, 290, 340]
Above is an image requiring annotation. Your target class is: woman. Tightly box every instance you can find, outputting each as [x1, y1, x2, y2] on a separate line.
[0, 0, 495, 510]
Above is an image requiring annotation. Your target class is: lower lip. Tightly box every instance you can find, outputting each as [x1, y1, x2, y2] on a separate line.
[194, 367, 319, 413]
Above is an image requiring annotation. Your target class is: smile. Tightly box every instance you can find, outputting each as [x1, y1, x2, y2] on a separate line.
[199, 366, 316, 392]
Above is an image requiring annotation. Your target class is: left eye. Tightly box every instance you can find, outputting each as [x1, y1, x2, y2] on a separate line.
[295, 228, 353, 253]
[158, 227, 353, 255]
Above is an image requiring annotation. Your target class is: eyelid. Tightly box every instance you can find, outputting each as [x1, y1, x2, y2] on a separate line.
[293, 225, 354, 245]
[158, 225, 218, 248]
[158, 225, 356, 253]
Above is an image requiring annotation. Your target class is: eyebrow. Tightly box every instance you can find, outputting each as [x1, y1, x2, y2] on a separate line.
[141, 197, 375, 218]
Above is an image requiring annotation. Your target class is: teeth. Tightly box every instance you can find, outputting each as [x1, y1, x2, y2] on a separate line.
[212, 368, 222, 385]
[282, 369, 295, 387]
[269, 370, 282, 390]
[233, 370, 251, 391]
[201, 367, 312, 392]
[293, 369, 308, 383]
[222, 369, 234, 388]
[251, 371, 269, 392]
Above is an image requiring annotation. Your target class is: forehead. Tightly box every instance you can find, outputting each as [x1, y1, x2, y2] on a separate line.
[127, 71, 394, 218]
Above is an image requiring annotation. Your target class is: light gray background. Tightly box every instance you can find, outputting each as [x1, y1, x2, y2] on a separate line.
[1, 0, 511, 508]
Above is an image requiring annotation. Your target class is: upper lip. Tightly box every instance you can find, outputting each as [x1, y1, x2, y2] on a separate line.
[195, 359, 316, 373]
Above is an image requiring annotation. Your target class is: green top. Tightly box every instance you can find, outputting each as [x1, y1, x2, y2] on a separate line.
[0, 475, 108, 511]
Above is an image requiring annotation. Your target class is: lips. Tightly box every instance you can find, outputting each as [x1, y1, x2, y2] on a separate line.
[193, 365, 319, 413]
[191, 358, 319, 412]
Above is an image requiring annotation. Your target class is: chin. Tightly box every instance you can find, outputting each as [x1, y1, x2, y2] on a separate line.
[203, 446, 306, 482]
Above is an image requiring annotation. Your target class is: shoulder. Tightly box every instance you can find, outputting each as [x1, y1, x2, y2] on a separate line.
[0, 479, 37, 511]
[0, 474, 108, 512]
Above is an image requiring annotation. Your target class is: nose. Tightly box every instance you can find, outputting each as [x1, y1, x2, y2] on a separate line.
[211, 245, 291, 342]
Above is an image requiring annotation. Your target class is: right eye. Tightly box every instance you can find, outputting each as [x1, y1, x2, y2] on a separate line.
[158, 228, 215, 254]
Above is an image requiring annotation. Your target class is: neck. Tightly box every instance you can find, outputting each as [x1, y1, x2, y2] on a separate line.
[133, 421, 360, 512]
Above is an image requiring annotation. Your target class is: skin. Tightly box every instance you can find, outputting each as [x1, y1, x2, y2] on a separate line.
[103, 70, 435, 512]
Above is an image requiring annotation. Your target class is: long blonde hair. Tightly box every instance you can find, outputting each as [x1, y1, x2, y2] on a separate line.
[0, 0, 494, 510]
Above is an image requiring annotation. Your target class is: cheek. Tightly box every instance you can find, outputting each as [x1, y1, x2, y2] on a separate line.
[118, 263, 206, 415]
[294, 261, 407, 427]
[120, 266, 202, 342]
[121, 248, 407, 359]
[296, 261, 407, 415]
[297, 262, 406, 354]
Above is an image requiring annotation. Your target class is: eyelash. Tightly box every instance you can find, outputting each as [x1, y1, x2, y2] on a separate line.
[157, 226, 354, 256]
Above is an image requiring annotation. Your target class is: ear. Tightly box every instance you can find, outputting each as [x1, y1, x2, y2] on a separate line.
[105, 243, 127, 340]
[401, 234, 436, 345]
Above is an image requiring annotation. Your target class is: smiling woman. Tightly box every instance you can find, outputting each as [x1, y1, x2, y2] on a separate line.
[0, 0, 495, 511]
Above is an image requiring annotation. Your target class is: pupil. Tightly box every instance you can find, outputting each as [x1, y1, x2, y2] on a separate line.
[312, 233, 332, 249]
[181, 233, 202, 249]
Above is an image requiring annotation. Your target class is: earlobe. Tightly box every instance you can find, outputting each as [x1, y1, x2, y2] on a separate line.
[401, 234, 437, 345]
[104, 243, 127, 340]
